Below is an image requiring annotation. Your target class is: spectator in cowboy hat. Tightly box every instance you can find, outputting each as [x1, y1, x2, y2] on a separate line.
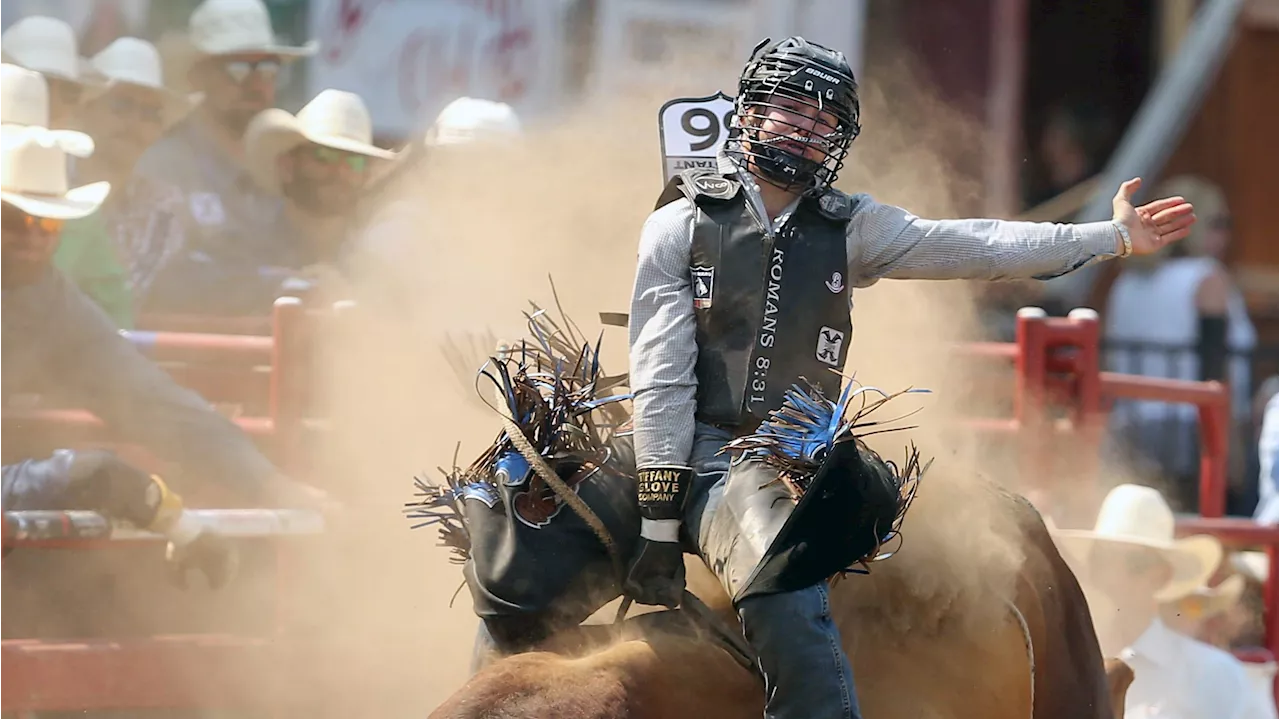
[134, 0, 317, 316]
[247, 89, 393, 264]
[148, 89, 391, 315]
[1160, 573, 1247, 646]
[52, 37, 204, 328]
[1054, 484, 1274, 719]
[0, 16, 99, 129]
[1, 130, 332, 513]
[0, 64, 141, 327]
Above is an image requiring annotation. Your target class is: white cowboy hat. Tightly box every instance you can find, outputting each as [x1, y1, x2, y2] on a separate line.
[188, 0, 318, 58]
[243, 89, 394, 193]
[86, 37, 202, 126]
[0, 64, 95, 157]
[0, 16, 98, 87]
[424, 97, 523, 147]
[1231, 550, 1270, 584]
[1053, 484, 1223, 602]
[1, 131, 109, 219]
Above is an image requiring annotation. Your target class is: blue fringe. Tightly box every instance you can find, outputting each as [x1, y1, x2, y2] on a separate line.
[723, 377, 933, 570]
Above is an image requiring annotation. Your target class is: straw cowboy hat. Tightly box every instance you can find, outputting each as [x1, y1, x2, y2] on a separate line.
[0, 64, 95, 157]
[1163, 573, 1246, 621]
[188, 0, 317, 58]
[424, 97, 523, 147]
[1053, 484, 1223, 602]
[85, 37, 202, 127]
[243, 89, 394, 193]
[0, 16, 99, 89]
[1, 131, 109, 219]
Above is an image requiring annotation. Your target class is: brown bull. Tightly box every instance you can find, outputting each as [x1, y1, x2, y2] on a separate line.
[430, 488, 1130, 719]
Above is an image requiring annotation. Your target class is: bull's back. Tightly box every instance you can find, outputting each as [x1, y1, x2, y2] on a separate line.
[429, 636, 761, 719]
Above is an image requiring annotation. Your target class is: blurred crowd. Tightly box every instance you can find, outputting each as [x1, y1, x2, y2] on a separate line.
[1, 1, 1276, 717]
[985, 96, 1280, 717]
[980, 99, 1277, 524]
[2, 1, 523, 327]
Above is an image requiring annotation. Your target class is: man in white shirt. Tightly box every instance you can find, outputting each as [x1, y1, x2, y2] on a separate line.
[1056, 484, 1275, 719]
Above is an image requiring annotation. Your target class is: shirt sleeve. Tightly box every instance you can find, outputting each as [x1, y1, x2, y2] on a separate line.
[45, 271, 283, 499]
[845, 195, 1122, 287]
[628, 199, 699, 469]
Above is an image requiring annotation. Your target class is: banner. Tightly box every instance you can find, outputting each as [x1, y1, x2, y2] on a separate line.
[308, 0, 566, 140]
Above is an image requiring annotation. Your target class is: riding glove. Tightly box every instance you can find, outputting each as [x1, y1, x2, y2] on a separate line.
[624, 465, 692, 608]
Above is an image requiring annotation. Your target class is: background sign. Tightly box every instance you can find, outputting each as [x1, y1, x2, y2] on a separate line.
[308, 0, 566, 142]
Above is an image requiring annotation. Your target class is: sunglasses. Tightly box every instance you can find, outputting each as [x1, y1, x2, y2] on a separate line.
[223, 58, 282, 84]
[1, 208, 63, 234]
[310, 145, 368, 172]
[107, 94, 163, 124]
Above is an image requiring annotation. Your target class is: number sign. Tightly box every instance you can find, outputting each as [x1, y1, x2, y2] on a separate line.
[657, 91, 735, 183]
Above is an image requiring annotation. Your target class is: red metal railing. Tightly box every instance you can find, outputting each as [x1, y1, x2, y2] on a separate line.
[2, 297, 312, 474]
[2, 298, 328, 712]
[1, 509, 323, 712]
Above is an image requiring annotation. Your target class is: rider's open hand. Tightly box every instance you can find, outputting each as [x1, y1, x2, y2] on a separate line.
[166, 530, 239, 590]
[623, 538, 686, 609]
[1112, 177, 1197, 256]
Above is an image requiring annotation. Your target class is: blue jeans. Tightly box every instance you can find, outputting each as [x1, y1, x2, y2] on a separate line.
[685, 424, 861, 719]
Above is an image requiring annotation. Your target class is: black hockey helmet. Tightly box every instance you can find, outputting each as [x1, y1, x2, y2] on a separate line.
[733, 36, 861, 195]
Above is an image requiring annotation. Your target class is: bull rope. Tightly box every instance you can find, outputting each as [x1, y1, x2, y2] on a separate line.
[1004, 598, 1036, 718]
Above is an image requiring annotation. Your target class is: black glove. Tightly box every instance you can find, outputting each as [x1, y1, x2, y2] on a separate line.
[61, 450, 175, 529]
[165, 531, 240, 591]
[623, 465, 692, 608]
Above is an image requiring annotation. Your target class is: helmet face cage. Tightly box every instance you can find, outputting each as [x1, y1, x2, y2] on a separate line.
[733, 38, 861, 196]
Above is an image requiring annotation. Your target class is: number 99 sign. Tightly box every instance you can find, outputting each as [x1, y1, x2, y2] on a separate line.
[657, 91, 735, 183]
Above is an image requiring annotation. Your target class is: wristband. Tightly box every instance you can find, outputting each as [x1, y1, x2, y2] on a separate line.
[636, 465, 693, 522]
[1112, 221, 1132, 258]
[640, 518, 681, 543]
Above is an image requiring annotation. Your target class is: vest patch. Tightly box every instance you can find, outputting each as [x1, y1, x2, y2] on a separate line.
[692, 174, 737, 199]
[816, 326, 845, 366]
[692, 265, 715, 309]
[825, 271, 844, 293]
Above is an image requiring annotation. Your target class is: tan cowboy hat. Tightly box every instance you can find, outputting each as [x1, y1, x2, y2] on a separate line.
[0, 16, 100, 90]
[188, 0, 318, 58]
[424, 97, 523, 147]
[0, 64, 95, 157]
[1053, 484, 1223, 602]
[243, 89, 394, 193]
[1, 130, 109, 219]
[1162, 574, 1246, 620]
[85, 37, 202, 127]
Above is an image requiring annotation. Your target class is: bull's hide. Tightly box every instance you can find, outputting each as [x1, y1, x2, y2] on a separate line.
[431, 482, 1117, 719]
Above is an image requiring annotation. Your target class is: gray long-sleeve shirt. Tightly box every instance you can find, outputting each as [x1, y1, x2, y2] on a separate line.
[629, 164, 1122, 469]
[2, 268, 283, 499]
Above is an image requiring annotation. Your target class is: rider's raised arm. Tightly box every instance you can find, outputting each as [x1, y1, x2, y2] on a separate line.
[39, 270, 283, 499]
[628, 199, 699, 470]
[844, 195, 1125, 286]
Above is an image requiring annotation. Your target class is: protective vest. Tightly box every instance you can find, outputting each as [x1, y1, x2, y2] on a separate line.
[655, 168, 854, 429]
